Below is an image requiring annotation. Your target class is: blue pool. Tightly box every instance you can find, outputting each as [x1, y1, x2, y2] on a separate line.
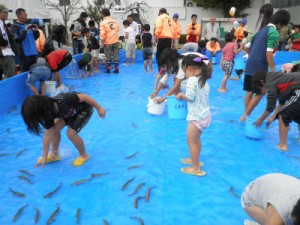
[0, 51, 300, 225]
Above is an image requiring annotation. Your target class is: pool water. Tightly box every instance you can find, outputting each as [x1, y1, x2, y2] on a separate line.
[0, 54, 300, 225]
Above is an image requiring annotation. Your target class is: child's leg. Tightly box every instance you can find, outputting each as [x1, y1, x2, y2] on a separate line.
[40, 82, 46, 95]
[144, 60, 148, 72]
[29, 85, 40, 95]
[53, 71, 62, 86]
[278, 114, 289, 151]
[186, 123, 202, 171]
[67, 127, 89, 158]
[51, 119, 66, 157]
[149, 58, 153, 72]
[93, 57, 99, 72]
[218, 75, 229, 92]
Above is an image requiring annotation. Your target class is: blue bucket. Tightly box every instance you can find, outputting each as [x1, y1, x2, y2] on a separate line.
[245, 117, 267, 139]
[167, 96, 188, 119]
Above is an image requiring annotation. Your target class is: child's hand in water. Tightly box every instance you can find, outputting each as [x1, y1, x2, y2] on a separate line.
[35, 157, 46, 168]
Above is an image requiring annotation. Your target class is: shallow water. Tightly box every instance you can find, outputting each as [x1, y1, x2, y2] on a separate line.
[0, 53, 300, 225]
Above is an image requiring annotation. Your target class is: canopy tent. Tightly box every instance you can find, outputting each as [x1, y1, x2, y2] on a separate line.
[0, 0, 50, 19]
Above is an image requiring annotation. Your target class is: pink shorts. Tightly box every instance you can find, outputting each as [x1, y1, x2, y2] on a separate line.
[189, 115, 211, 131]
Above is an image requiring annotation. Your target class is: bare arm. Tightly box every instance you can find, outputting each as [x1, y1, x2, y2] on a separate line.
[266, 51, 275, 72]
[35, 128, 54, 168]
[78, 94, 106, 118]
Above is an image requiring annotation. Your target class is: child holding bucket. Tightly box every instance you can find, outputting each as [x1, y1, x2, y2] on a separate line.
[21, 92, 106, 167]
[176, 54, 212, 176]
[252, 69, 300, 151]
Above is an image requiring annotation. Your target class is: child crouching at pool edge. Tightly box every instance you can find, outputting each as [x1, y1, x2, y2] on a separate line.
[176, 54, 212, 176]
[21, 92, 106, 168]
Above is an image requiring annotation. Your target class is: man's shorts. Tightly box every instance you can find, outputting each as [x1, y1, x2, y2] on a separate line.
[243, 75, 253, 92]
[65, 106, 93, 132]
[142, 47, 153, 60]
[278, 90, 300, 127]
[26, 66, 52, 86]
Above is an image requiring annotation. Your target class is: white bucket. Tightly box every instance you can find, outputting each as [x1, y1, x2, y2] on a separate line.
[147, 97, 166, 115]
[45, 81, 56, 95]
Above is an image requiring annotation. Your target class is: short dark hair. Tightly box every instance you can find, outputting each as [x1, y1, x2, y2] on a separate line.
[88, 20, 96, 27]
[252, 70, 267, 94]
[143, 24, 150, 31]
[243, 30, 249, 37]
[159, 8, 167, 14]
[15, 8, 25, 17]
[101, 8, 110, 17]
[198, 40, 206, 48]
[291, 199, 300, 225]
[80, 12, 88, 18]
[6, 23, 12, 28]
[291, 63, 300, 72]
[294, 25, 300, 30]
[271, 9, 290, 26]
[127, 14, 133, 19]
[210, 37, 218, 42]
[123, 19, 130, 26]
[224, 32, 235, 42]
[81, 27, 90, 34]
[191, 14, 197, 19]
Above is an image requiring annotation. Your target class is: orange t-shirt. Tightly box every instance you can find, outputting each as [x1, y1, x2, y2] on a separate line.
[206, 41, 221, 52]
[155, 13, 175, 39]
[36, 29, 46, 53]
[173, 20, 182, 40]
[235, 26, 244, 41]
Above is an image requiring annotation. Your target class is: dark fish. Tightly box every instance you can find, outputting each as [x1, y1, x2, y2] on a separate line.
[71, 178, 91, 186]
[145, 186, 156, 202]
[121, 177, 135, 191]
[287, 156, 300, 161]
[127, 165, 143, 170]
[44, 182, 62, 198]
[7, 106, 18, 114]
[6, 128, 10, 133]
[19, 169, 34, 177]
[134, 196, 145, 209]
[15, 149, 26, 158]
[18, 175, 33, 184]
[125, 152, 138, 159]
[128, 183, 145, 196]
[90, 172, 109, 178]
[0, 153, 11, 157]
[34, 207, 39, 224]
[132, 123, 137, 128]
[76, 208, 81, 225]
[47, 205, 60, 225]
[103, 219, 109, 225]
[227, 120, 238, 123]
[12, 204, 28, 222]
[129, 91, 135, 95]
[130, 216, 144, 225]
[229, 186, 240, 198]
[9, 187, 25, 198]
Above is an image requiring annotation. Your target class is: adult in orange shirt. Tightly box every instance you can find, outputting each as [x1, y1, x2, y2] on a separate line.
[206, 37, 221, 56]
[172, 13, 181, 49]
[155, 8, 175, 71]
[235, 18, 247, 41]
[186, 14, 201, 43]
[100, 8, 120, 73]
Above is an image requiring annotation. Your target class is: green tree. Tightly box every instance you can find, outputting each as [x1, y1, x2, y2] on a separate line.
[123, 1, 151, 25]
[84, 0, 115, 25]
[193, 0, 254, 17]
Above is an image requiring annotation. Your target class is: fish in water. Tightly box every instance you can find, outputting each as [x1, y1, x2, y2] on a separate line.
[9, 187, 25, 198]
[19, 169, 34, 177]
[47, 205, 60, 225]
[121, 177, 135, 191]
[127, 165, 143, 170]
[90, 172, 109, 178]
[15, 149, 26, 158]
[124, 152, 138, 159]
[7, 106, 18, 114]
[129, 91, 135, 95]
[76, 208, 81, 225]
[44, 182, 62, 198]
[6, 128, 10, 133]
[34, 207, 39, 224]
[18, 175, 33, 184]
[134, 196, 145, 209]
[128, 183, 145, 196]
[13, 204, 28, 222]
[130, 216, 144, 225]
[132, 123, 137, 128]
[103, 219, 109, 225]
[145, 186, 156, 202]
[227, 120, 238, 123]
[0, 153, 11, 157]
[229, 186, 240, 198]
[287, 156, 300, 161]
[71, 178, 91, 186]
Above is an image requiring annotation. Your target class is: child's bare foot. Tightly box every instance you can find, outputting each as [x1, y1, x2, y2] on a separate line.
[145, 70, 148, 73]
[94, 69, 100, 73]
[181, 167, 206, 176]
[240, 115, 246, 122]
[218, 88, 226, 92]
[230, 77, 240, 81]
[277, 144, 288, 152]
